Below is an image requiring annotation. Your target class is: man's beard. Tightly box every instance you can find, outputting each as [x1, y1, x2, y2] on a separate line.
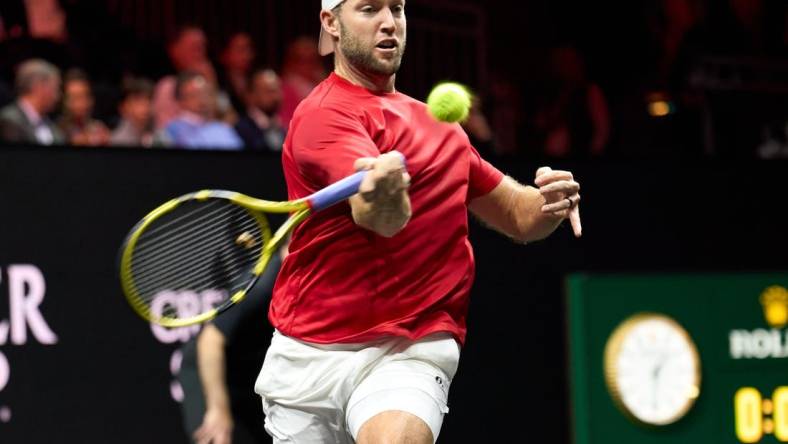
[339, 23, 406, 76]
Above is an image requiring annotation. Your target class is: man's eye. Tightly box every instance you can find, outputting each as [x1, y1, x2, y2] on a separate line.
[361, 6, 375, 13]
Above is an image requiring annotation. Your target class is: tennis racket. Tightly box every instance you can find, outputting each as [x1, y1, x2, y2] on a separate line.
[118, 151, 404, 327]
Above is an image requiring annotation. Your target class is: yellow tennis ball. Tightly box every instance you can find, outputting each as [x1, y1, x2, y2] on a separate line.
[427, 82, 472, 123]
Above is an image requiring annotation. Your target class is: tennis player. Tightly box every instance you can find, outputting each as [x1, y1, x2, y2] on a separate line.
[255, 1, 582, 443]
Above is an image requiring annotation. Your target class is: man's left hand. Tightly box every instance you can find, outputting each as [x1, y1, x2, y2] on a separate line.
[534, 167, 582, 237]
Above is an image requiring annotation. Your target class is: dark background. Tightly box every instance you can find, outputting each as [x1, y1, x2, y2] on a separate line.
[1, 147, 786, 443]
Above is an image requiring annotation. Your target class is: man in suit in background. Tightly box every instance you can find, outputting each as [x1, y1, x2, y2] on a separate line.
[0, 58, 65, 145]
[235, 68, 286, 152]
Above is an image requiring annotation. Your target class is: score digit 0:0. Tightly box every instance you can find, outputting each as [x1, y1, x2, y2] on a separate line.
[735, 387, 788, 443]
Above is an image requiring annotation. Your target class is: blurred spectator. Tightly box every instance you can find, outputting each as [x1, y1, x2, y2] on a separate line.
[57, 68, 110, 146]
[0, 58, 64, 145]
[153, 26, 213, 128]
[462, 96, 499, 157]
[157, 71, 242, 150]
[649, 0, 705, 90]
[488, 74, 522, 156]
[0, 0, 67, 43]
[111, 77, 155, 147]
[280, 36, 327, 127]
[218, 32, 256, 116]
[533, 46, 610, 158]
[690, 0, 788, 57]
[235, 68, 285, 152]
[720, 0, 767, 54]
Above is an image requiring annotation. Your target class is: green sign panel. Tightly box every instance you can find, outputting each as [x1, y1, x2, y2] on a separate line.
[568, 274, 788, 444]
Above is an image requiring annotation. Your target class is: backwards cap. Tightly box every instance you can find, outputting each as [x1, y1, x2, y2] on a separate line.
[319, 0, 345, 56]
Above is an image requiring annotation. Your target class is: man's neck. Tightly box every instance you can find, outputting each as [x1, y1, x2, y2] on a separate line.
[334, 57, 395, 94]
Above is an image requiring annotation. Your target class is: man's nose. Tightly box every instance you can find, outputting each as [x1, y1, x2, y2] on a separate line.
[379, 8, 397, 34]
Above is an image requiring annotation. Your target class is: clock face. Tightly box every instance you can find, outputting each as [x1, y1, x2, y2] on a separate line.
[604, 314, 701, 426]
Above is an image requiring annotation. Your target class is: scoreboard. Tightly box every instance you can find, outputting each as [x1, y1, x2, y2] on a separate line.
[568, 274, 788, 443]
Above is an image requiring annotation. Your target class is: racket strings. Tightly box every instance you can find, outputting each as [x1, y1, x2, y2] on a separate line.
[128, 210, 260, 282]
[134, 200, 234, 256]
[133, 202, 260, 276]
[132, 231, 258, 297]
[133, 240, 260, 298]
[132, 235, 260, 315]
[127, 200, 265, 317]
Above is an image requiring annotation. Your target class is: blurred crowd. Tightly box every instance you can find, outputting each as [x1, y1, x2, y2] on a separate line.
[0, 19, 328, 151]
[517, 0, 788, 159]
[0, 0, 786, 158]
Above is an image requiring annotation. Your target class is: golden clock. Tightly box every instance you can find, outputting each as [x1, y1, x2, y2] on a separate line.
[604, 313, 702, 426]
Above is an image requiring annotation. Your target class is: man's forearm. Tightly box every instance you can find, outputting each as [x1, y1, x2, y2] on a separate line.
[511, 184, 564, 243]
[351, 190, 411, 237]
[196, 325, 231, 411]
[469, 170, 581, 243]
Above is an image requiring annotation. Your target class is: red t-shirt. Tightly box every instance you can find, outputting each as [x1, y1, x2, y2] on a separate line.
[270, 73, 504, 345]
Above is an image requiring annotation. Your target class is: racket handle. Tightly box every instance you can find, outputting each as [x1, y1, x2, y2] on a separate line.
[308, 151, 406, 212]
[309, 170, 366, 212]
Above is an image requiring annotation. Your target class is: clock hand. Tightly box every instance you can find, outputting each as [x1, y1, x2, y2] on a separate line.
[651, 355, 668, 411]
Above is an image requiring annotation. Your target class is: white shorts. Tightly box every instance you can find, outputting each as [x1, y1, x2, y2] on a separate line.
[254, 330, 460, 443]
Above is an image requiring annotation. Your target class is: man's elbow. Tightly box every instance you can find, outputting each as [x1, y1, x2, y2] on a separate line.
[508, 227, 542, 244]
[514, 231, 549, 244]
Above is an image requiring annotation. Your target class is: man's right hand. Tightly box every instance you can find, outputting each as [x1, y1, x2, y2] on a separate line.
[350, 151, 412, 238]
[193, 406, 233, 444]
[353, 151, 411, 202]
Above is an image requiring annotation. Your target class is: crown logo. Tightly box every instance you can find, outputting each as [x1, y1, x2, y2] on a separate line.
[760, 286, 788, 329]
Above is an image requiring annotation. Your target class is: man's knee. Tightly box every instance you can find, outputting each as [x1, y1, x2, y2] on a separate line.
[355, 410, 433, 444]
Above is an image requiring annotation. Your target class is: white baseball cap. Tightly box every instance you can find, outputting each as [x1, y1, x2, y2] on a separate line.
[319, 0, 345, 56]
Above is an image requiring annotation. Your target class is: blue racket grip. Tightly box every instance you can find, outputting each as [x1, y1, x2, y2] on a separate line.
[307, 151, 405, 212]
[308, 171, 365, 212]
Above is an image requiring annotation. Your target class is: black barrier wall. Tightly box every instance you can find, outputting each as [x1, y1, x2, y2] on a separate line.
[1, 147, 786, 443]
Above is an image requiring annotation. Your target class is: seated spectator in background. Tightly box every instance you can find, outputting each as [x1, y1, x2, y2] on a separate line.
[279, 36, 327, 127]
[235, 69, 285, 152]
[0, 0, 67, 43]
[111, 77, 154, 147]
[0, 58, 64, 145]
[154, 26, 214, 128]
[58, 68, 110, 146]
[533, 45, 610, 158]
[650, 0, 704, 89]
[157, 71, 242, 150]
[218, 32, 256, 116]
[462, 96, 500, 157]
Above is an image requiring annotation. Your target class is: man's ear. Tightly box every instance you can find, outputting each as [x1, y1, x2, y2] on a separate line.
[320, 9, 341, 40]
